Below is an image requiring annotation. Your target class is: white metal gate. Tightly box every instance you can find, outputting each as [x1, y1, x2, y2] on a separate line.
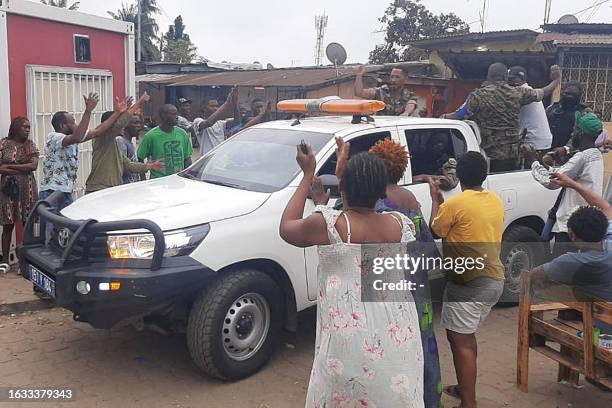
[26, 65, 114, 198]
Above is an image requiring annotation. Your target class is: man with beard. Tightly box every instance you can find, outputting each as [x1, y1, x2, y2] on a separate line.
[355, 65, 418, 116]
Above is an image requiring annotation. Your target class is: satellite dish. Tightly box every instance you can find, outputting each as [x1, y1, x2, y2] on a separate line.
[326, 42, 347, 66]
[266, 63, 274, 70]
[557, 14, 579, 24]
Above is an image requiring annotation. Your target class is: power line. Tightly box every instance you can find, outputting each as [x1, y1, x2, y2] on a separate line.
[572, 0, 611, 16]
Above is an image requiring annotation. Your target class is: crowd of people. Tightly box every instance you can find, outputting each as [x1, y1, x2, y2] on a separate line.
[0, 59, 609, 407]
[277, 63, 610, 407]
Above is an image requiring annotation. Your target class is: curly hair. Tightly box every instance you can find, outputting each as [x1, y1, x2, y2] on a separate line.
[368, 138, 408, 184]
[568, 206, 609, 243]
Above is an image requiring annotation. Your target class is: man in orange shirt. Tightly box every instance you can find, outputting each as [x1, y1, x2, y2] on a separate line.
[429, 151, 505, 408]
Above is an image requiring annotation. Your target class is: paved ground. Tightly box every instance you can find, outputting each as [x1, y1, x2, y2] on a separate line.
[1, 272, 611, 408]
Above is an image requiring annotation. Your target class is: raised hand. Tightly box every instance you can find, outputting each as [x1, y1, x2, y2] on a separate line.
[356, 65, 368, 76]
[334, 137, 350, 180]
[550, 65, 561, 81]
[296, 143, 316, 177]
[310, 176, 331, 206]
[115, 96, 134, 113]
[428, 177, 444, 203]
[549, 172, 578, 189]
[84, 93, 99, 112]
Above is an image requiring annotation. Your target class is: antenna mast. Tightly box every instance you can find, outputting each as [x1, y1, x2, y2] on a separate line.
[544, 0, 553, 24]
[314, 13, 328, 66]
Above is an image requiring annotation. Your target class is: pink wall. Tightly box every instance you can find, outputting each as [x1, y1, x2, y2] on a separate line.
[7, 14, 127, 118]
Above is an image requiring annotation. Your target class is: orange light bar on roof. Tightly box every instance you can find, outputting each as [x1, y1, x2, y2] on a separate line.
[277, 97, 385, 115]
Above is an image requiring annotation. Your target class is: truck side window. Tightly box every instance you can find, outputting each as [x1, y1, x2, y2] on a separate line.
[318, 131, 392, 176]
[405, 128, 466, 177]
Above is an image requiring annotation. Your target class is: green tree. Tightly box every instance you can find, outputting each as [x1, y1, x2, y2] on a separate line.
[108, 1, 161, 61]
[40, 0, 80, 10]
[162, 16, 198, 63]
[370, 0, 469, 63]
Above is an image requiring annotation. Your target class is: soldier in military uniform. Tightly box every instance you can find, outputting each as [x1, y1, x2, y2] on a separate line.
[355, 65, 418, 116]
[466, 63, 562, 172]
[411, 132, 459, 190]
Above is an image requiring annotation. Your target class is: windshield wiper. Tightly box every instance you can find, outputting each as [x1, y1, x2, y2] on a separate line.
[202, 179, 247, 190]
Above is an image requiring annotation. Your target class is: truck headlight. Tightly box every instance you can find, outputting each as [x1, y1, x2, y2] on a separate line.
[107, 224, 210, 260]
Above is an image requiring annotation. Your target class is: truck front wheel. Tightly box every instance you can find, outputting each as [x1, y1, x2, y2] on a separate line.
[187, 269, 282, 381]
[500, 226, 548, 303]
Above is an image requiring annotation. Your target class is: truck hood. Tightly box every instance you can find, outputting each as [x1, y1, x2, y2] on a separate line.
[61, 175, 271, 231]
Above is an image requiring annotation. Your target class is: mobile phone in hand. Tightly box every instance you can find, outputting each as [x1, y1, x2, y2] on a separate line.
[300, 140, 309, 154]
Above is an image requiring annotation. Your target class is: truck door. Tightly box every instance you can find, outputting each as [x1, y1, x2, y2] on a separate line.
[398, 125, 469, 224]
[304, 128, 401, 301]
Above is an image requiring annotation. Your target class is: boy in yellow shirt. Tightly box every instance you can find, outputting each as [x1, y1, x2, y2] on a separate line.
[429, 151, 505, 408]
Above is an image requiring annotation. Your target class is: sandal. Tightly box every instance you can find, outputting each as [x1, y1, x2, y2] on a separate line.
[444, 385, 461, 399]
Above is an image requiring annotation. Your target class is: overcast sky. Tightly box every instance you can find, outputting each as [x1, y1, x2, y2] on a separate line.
[75, 0, 612, 67]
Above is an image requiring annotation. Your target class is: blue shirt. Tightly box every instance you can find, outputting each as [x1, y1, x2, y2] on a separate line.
[39, 132, 79, 194]
[544, 221, 612, 301]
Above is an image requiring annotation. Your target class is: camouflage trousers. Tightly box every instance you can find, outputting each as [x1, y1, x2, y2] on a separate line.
[480, 129, 521, 161]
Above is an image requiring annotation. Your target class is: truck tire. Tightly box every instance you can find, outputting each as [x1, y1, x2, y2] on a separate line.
[500, 226, 548, 303]
[187, 269, 282, 381]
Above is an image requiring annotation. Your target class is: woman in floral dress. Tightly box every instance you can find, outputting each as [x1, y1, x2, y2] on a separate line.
[0, 117, 39, 264]
[280, 138, 424, 407]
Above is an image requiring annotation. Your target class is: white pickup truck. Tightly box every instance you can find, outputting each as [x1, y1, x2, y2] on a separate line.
[18, 114, 556, 381]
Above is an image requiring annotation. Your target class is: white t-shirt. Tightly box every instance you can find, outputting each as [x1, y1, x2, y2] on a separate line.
[531, 147, 604, 233]
[519, 83, 553, 150]
[196, 119, 227, 155]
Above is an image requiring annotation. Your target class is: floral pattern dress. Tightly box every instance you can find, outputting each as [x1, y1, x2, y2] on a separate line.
[0, 138, 39, 225]
[306, 206, 424, 408]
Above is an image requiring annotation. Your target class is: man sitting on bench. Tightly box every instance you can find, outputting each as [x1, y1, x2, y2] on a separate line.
[528, 172, 612, 303]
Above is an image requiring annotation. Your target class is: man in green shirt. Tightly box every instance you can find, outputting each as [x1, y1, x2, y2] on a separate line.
[85, 94, 164, 194]
[138, 104, 193, 178]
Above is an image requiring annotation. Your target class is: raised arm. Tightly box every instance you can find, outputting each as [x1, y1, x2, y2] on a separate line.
[355, 65, 377, 99]
[550, 172, 612, 218]
[84, 96, 133, 141]
[242, 101, 272, 130]
[199, 88, 239, 131]
[62, 93, 98, 147]
[279, 144, 329, 247]
[539, 65, 562, 99]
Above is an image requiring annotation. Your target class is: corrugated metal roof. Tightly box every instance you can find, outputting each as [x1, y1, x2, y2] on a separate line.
[137, 63, 439, 88]
[410, 29, 538, 48]
[135, 74, 189, 83]
[541, 23, 612, 34]
[554, 34, 612, 46]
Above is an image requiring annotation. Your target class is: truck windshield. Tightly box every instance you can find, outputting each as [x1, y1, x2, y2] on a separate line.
[179, 128, 333, 193]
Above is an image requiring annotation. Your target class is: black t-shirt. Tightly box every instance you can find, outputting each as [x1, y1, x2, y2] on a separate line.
[546, 103, 589, 148]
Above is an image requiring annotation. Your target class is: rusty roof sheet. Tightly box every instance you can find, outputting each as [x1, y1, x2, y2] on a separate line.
[409, 29, 539, 48]
[137, 63, 439, 88]
[554, 34, 612, 47]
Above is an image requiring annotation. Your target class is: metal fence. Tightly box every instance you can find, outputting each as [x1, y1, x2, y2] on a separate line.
[562, 51, 612, 121]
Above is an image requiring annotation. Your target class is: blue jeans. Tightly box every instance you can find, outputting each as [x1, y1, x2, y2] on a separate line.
[38, 190, 73, 243]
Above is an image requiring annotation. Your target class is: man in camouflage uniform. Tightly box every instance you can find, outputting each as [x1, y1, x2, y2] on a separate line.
[355, 65, 419, 116]
[411, 132, 459, 190]
[466, 63, 561, 172]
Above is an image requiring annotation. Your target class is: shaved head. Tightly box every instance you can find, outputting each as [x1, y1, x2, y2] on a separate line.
[159, 104, 178, 127]
[487, 63, 508, 82]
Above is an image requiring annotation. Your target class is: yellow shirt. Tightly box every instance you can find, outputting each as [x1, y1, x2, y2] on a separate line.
[431, 189, 505, 283]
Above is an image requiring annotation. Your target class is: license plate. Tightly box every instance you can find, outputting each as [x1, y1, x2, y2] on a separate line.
[29, 265, 56, 298]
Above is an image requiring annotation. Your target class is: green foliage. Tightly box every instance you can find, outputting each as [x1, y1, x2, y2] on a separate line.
[370, 0, 469, 63]
[40, 0, 80, 10]
[108, 1, 161, 61]
[162, 16, 198, 64]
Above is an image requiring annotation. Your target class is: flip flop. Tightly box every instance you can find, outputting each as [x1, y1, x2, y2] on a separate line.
[444, 385, 461, 399]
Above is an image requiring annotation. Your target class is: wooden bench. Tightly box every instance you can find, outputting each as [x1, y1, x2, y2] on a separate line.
[517, 272, 612, 392]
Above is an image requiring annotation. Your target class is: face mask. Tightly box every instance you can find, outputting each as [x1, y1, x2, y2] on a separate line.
[561, 94, 579, 108]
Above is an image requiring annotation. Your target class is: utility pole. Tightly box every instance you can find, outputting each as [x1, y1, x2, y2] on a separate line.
[314, 13, 328, 66]
[137, 0, 142, 62]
